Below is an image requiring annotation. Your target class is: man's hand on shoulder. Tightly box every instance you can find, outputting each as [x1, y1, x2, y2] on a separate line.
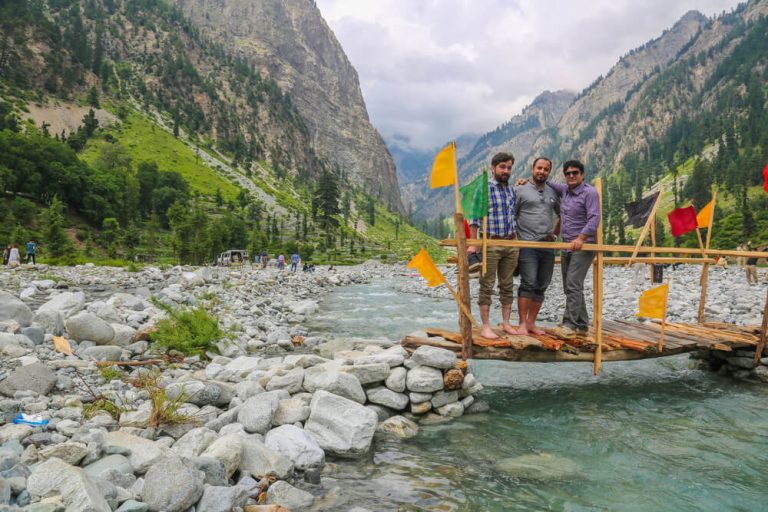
[516, 178, 528, 186]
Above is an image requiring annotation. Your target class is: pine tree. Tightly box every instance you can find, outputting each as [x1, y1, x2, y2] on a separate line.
[314, 171, 340, 231]
[40, 197, 73, 261]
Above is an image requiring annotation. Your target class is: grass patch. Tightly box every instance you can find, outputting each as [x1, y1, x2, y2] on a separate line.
[99, 367, 125, 383]
[150, 300, 223, 358]
[127, 371, 195, 428]
[81, 110, 239, 201]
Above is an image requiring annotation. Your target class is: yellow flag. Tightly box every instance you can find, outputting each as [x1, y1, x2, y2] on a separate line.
[52, 336, 73, 356]
[696, 199, 714, 228]
[407, 248, 446, 287]
[430, 142, 457, 189]
[637, 284, 668, 319]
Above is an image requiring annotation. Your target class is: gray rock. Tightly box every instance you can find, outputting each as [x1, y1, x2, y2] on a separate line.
[82, 345, 125, 362]
[65, 312, 115, 345]
[410, 401, 431, 414]
[84, 454, 134, 479]
[376, 415, 419, 439]
[171, 427, 218, 459]
[406, 366, 444, 393]
[385, 367, 407, 392]
[39, 442, 89, 465]
[196, 485, 249, 512]
[431, 390, 458, 408]
[408, 392, 432, 404]
[411, 345, 457, 369]
[224, 356, 263, 375]
[754, 365, 768, 383]
[366, 386, 409, 410]
[435, 401, 464, 417]
[304, 390, 378, 459]
[191, 456, 228, 486]
[32, 309, 65, 336]
[20, 326, 45, 345]
[238, 438, 294, 480]
[142, 455, 205, 512]
[339, 363, 391, 384]
[366, 404, 394, 422]
[37, 291, 86, 318]
[493, 453, 579, 480]
[0, 291, 33, 326]
[265, 367, 305, 394]
[264, 424, 324, 470]
[115, 500, 149, 512]
[266, 480, 314, 510]
[461, 373, 483, 394]
[238, 393, 281, 434]
[200, 433, 242, 477]
[165, 380, 234, 407]
[27, 457, 111, 512]
[352, 353, 404, 367]
[726, 356, 755, 369]
[273, 398, 311, 425]
[303, 368, 366, 404]
[0, 362, 57, 397]
[111, 324, 137, 347]
[466, 399, 490, 414]
[104, 431, 165, 474]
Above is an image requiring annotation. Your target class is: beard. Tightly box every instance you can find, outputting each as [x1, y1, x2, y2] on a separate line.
[493, 171, 510, 184]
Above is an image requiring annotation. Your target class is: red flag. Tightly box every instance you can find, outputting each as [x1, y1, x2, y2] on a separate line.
[667, 206, 698, 237]
[763, 162, 768, 192]
[464, 219, 471, 239]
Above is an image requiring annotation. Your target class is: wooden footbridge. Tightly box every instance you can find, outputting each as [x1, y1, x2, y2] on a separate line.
[401, 179, 768, 374]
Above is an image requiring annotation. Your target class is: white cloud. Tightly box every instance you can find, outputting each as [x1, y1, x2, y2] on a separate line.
[316, 0, 740, 150]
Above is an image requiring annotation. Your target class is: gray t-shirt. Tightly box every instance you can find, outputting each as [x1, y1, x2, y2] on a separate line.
[514, 182, 560, 241]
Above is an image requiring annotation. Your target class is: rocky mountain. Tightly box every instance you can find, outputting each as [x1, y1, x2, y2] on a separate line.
[177, 0, 403, 212]
[404, 90, 574, 220]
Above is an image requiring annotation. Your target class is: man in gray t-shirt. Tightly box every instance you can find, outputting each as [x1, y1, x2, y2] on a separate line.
[513, 157, 560, 335]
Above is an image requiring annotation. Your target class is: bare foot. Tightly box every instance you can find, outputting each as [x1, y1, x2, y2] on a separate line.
[511, 324, 529, 335]
[501, 323, 518, 335]
[529, 325, 546, 335]
[480, 326, 499, 339]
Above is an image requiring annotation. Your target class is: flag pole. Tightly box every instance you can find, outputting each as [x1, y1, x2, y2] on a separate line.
[593, 178, 604, 376]
[658, 294, 667, 352]
[752, 288, 768, 367]
[481, 166, 488, 276]
[697, 189, 718, 323]
[627, 190, 663, 266]
[649, 211, 657, 283]
[450, 140, 474, 358]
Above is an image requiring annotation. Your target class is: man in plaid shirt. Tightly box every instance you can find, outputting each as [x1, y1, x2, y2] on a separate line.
[467, 152, 519, 339]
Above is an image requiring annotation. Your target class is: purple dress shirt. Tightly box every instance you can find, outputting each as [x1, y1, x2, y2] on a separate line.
[546, 182, 601, 243]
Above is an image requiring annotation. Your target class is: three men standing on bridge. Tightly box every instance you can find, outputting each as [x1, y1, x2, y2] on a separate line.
[467, 154, 600, 338]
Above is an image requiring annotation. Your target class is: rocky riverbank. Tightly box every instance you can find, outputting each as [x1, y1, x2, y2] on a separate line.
[0, 263, 486, 511]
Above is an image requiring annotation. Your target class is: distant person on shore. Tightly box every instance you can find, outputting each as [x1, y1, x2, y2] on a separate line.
[746, 247, 759, 285]
[261, 250, 268, 269]
[290, 252, 300, 272]
[277, 254, 285, 270]
[7, 243, 21, 268]
[254, 252, 261, 266]
[736, 242, 746, 267]
[467, 152, 519, 339]
[715, 256, 728, 268]
[2, 245, 9, 265]
[545, 160, 601, 336]
[25, 239, 37, 265]
[512, 157, 559, 335]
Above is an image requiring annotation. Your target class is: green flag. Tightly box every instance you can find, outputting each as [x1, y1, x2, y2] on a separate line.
[460, 172, 488, 219]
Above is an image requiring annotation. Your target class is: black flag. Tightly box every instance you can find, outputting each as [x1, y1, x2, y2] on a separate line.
[625, 191, 659, 228]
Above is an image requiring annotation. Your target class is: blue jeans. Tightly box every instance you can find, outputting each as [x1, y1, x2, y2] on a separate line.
[517, 248, 555, 303]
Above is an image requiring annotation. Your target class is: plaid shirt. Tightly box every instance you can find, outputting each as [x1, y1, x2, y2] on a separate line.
[470, 177, 516, 236]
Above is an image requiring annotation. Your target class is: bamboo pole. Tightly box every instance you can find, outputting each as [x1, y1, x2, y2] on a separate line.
[444, 281, 479, 328]
[753, 289, 768, 367]
[628, 190, 663, 266]
[593, 178, 604, 376]
[649, 212, 656, 282]
[441, 239, 768, 259]
[481, 216, 488, 276]
[447, 256, 716, 265]
[697, 190, 718, 324]
[454, 212, 473, 359]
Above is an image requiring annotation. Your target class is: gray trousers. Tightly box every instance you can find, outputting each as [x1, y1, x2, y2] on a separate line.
[561, 250, 595, 331]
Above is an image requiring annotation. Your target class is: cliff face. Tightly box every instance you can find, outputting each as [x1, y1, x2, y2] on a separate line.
[178, 0, 404, 211]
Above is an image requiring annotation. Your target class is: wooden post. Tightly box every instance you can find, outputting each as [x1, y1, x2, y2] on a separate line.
[593, 178, 604, 376]
[627, 190, 663, 266]
[753, 288, 768, 367]
[658, 319, 666, 352]
[481, 216, 488, 276]
[697, 190, 718, 324]
[454, 213, 474, 359]
[649, 213, 656, 283]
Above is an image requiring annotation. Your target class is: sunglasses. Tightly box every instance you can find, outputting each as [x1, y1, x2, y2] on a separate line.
[564, 171, 581, 177]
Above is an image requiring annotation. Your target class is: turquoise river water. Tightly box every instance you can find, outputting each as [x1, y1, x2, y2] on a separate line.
[305, 277, 768, 512]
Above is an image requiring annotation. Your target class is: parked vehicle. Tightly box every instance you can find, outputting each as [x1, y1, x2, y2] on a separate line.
[216, 249, 248, 266]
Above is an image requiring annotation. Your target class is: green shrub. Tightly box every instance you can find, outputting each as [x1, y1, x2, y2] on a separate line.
[151, 301, 223, 358]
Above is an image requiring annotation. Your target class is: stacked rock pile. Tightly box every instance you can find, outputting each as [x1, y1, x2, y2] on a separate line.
[693, 347, 768, 383]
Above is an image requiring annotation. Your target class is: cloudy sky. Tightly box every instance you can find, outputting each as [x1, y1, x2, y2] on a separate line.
[316, 0, 740, 151]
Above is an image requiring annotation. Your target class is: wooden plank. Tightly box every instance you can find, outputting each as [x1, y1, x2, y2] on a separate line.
[402, 336, 461, 351]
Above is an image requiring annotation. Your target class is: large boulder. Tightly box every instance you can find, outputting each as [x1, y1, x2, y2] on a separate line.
[238, 438, 294, 480]
[366, 386, 409, 410]
[266, 480, 314, 510]
[339, 363, 391, 385]
[27, 457, 111, 512]
[0, 362, 57, 397]
[237, 392, 283, 434]
[303, 368, 366, 404]
[0, 291, 33, 327]
[406, 366, 444, 393]
[273, 398, 311, 426]
[32, 309, 65, 335]
[165, 380, 234, 407]
[264, 424, 325, 470]
[37, 291, 86, 318]
[196, 485, 249, 512]
[65, 312, 115, 345]
[411, 345, 457, 369]
[170, 427, 218, 459]
[83, 454, 134, 479]
[200, 433, 242, 477]
[104, 431, 165, 474]
[142, 455, 205, 512]
[304, 390, 378, 458]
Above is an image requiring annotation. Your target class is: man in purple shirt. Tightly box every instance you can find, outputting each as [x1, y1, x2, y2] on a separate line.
[546, 160, 601, 335]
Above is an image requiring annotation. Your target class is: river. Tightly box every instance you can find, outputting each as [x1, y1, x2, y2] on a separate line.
[306, 278, 768, 511]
